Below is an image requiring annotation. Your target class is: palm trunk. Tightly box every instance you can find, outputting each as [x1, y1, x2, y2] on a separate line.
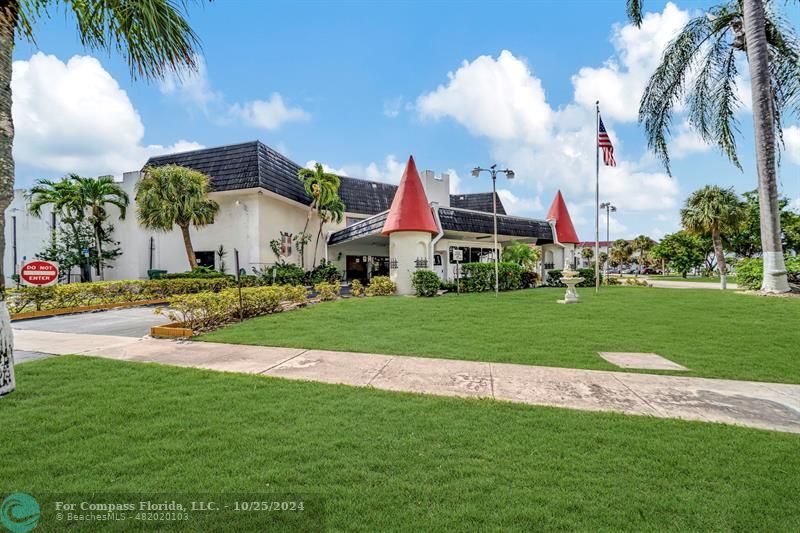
[299, 207, 313, 269]
[94, 223, 103, 278]
[0, 2, 17, 397]
[743, 0, 790, 293]
[712, 228, 727, 290]
[312, 219, 324, 268]
[179, 224, 197, 269]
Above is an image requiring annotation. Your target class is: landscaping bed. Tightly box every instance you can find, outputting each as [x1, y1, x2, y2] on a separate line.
[3, 356, 798, 531]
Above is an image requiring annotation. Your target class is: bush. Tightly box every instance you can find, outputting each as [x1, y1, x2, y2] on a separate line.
[736, 256, 800, 290]
[365, 276, 396, 296]
[546, 269, 563, 287]
[314, 281, 341, 301]
[412, 270, 441, 297]
[160, 285, 308, 331]
[162, 266, 231, 280]
[350, 279, 364, 297]
[460, 262, 524, 292]
[7, 278, 233, 314]
[625, 278, 649, 287]
[439, 281, 458, 292]
[607, 276, 622, 285]
[306, 260, 340, 285]
[521, 271, 539, 288]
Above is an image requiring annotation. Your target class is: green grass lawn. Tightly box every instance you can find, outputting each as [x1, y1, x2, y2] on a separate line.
[3, 357, 799, 531]
[201, 287, 800, 384]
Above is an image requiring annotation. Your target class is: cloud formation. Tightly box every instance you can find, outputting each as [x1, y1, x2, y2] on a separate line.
[12, 53, 203, 178]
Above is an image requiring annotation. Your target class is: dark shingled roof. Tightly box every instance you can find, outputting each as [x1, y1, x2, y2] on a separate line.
[328, 212, 388, 245]
[449, 192, 506, 215]
[437, 208, 554, 243]
[144, 141, 507, 216]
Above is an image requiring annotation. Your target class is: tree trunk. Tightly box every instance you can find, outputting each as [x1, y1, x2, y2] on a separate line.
[0, 2, 16, 397]
[712, 228, 727, 290]
[743, 0, 790, 293]
[94, 223, 103, 278]
[180, 224, 197, 269]
[300, 207, 313, 270]
[312, 219, 324, 268]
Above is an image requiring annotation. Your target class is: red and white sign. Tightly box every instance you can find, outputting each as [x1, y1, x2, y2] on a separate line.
[21, 260, 59, 286]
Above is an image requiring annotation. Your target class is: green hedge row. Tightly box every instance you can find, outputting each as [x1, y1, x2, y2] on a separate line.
[459, 262, 525, 292]
[8, 278, 232, 314]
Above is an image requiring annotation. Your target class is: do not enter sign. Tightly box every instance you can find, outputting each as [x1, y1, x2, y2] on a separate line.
[21, 260, 59, 286]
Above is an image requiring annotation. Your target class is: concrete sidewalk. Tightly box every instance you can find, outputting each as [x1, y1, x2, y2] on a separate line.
[645, 279, 739, 290]
[13, 329, 800, 434]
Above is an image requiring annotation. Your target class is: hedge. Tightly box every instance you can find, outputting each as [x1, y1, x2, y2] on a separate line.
[365, 276, 396, 296]
[460, 262, 524, 292]
[7, 278, 232, 314]
[412, 270, 441, 297]
[736, 256, 800, 290]
[159, 285, 308, 331]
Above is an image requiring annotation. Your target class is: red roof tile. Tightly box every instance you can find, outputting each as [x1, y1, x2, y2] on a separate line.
[382, 156, 438, 235]
[546, 190, 579, 244]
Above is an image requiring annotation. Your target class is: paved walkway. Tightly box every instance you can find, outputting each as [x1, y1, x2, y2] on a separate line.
[13, 329, 800, 434]
[646, 279, 739, 290]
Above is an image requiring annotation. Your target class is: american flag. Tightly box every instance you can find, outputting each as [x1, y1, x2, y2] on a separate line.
[598, 115, 616, 167]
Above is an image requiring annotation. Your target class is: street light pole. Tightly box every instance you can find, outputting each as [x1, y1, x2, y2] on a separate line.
[599, 202, 616, 282]
[472, 164, 515, 298]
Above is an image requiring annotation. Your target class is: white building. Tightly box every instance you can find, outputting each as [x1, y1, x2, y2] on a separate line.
[4, 141, 580, 293]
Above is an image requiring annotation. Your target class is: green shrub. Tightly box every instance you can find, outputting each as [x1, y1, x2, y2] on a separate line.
[607, 276, 622, 285]
[736, 256, 800, 290]
[546, 269, 564, 287]
[576, 268, 602, 287]
[273, 264, 305, 286]
[366, 276, 396, 296]
[439, 281, 458, 292]
[160, 285, 308, 331]
[412, 269, 441, 297]
[7, 278, 233, 314]
[162, 266, 231, 280]
[306, 260, 340, 285]
[625, 278, 650, 287]
[460, 262, 524, 292]
[521, 271, 539, 288]
[314, 281, 341, 301]
[350, 279, 364, 297]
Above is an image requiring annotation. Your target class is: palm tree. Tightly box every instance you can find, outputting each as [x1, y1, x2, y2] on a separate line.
[313, 196, 345, 267]
[73, 175, 129, 278]
[581, 247, 594, 268]
[610, 239, 633, 270]
[136, 165, 219, 269]
[0, 1, 202, 397]
[502, 242, 539, 270]
[632, 235, 656, 275]
[680, 185, 742, 290]
[27, 175, 92, 281]
[297, 163, 341, 269]
[626, 0, 796, 293]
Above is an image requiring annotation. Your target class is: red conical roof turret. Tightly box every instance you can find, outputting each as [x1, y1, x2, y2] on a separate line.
[382, 156, 438, 235]
[546, 190, 579, 244]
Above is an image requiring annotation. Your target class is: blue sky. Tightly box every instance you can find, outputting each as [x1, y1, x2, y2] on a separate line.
[11, 0, 800, 241]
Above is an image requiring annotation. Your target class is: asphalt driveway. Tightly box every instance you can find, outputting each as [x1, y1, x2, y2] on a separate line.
[12, 305, 165, 338]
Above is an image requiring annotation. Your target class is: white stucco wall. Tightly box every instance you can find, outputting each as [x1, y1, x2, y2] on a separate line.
[389, 230, 432, 295]
[3, 189, 57, 286]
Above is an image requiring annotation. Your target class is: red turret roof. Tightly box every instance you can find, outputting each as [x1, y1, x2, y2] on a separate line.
[546, 190, 579, 244]
[382, 156, 438, 235]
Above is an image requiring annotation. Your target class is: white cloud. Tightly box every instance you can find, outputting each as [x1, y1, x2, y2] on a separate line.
[671, 121, 712, 158]
[230, 93, 310, 130]
[497, 189, 542, 216]
[159, 55, 220, 109]
[12, 53, 202, 177]
[785, 126, 800, 165]
[383, 97, 403, 118]
[417, 50, 553, 144]
[304, 160, 348, 176]
[446, 169, 461, 194]
[572, 2, 689, 122]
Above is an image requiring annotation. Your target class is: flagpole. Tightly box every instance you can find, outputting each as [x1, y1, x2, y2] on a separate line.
[595, 101, 600, 294]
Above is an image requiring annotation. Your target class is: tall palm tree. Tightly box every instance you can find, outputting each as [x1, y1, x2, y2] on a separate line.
[632, 235, 656, 275]
[581, 246, 594, 267]
[0, 0, 202, 397]
[313, 196, 345, 267]
[73, 175, 129, 278]
[136, 165, 219, 269]
[681, 185, 742, 290]
[627, 0, 797, 293]
[610, 239, 633, 270]
[297, 163, 340, 269]
[27, 175, 92, 281]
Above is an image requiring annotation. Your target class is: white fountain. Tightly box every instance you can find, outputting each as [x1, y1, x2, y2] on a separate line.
[557, 268, 584, 304]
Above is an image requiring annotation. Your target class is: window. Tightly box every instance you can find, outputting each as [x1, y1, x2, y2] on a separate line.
[449, 246, 468, 263]
[346, 217, 365, 227]
[195, 251, 215, 269]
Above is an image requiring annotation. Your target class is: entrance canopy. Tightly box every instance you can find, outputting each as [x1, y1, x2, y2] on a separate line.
[328, 207, 554, 247]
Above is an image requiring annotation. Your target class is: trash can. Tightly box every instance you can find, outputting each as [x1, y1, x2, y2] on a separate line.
[147, 269, 167, 280]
